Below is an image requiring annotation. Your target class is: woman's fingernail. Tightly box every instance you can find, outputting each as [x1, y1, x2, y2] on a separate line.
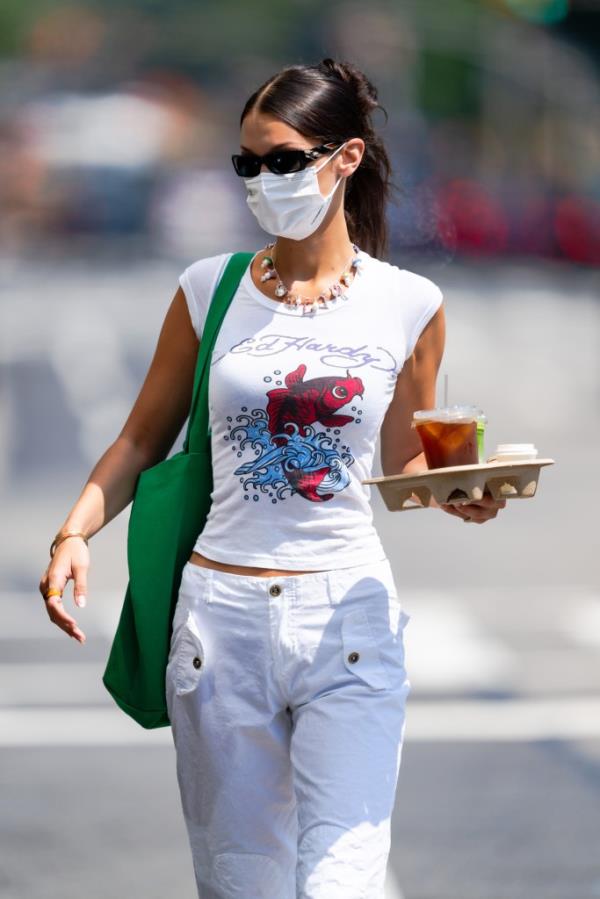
[77, 595, 86, 607]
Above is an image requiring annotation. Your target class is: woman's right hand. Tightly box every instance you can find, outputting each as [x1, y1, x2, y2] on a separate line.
[39, 537, 89, 643]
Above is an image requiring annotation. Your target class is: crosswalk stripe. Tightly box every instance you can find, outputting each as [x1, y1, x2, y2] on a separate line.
[0, 707, 174, 746]
[2, 697, 600, 746]
[400, 596, 517, 691]
[0, 664, 106, 705]
[405, 696, 600, 741]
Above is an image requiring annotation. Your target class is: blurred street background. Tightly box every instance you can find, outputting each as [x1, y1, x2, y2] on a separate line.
[1, 0, 599, 897]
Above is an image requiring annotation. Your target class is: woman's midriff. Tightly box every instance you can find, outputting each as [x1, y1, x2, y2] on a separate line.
[189, 550, 323, 577]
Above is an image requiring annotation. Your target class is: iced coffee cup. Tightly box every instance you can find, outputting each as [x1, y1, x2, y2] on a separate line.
[411, 405, 484, 469]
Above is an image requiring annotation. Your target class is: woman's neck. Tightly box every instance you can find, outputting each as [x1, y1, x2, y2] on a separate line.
[271, 226, 357, 284]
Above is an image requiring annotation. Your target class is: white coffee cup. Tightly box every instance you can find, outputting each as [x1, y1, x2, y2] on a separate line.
[487, 443, 538, 462]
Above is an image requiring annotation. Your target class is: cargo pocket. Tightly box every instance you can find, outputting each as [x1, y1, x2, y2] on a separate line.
[341, 607, 391, 691]
[172, 610, 206, 696]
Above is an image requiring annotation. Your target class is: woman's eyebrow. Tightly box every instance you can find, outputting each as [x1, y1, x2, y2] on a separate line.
[240, 142, 300, 153]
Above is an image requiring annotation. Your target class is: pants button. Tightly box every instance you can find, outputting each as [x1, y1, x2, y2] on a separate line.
[269, 584, 282, 597]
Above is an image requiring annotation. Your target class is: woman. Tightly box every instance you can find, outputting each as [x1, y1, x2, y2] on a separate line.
[40, 58, 505, 897]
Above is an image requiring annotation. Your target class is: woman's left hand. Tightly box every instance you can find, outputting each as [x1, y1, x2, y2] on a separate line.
[439, 490, 506, 524]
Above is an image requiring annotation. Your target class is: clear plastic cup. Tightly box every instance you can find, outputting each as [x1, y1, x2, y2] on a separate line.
[411, 404, 484, 469]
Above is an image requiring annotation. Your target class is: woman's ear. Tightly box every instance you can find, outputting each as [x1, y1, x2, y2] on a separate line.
[339, 138, 365, 177]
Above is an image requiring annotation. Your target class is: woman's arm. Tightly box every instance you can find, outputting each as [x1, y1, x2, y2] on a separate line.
[40, 286, 200, 640]
[380, 302, 506, 523]
[380, 302, 445, 507]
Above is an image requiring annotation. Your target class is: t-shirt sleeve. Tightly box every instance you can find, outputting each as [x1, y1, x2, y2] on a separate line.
[178, 252, 232, 340]
[403, 273, 444, 361]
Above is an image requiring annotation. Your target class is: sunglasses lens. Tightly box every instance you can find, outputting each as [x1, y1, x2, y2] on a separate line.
[232, 155, 260, 177]
[268, 151, 305, 174]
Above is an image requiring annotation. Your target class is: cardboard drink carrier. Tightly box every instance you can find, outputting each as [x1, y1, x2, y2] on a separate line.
[363, 404, 555, 511]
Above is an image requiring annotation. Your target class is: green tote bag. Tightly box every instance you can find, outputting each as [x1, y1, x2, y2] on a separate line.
[102, 251, 253, 729]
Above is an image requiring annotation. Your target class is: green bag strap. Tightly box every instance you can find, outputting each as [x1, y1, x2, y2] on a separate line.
[183, 251, 254, 455]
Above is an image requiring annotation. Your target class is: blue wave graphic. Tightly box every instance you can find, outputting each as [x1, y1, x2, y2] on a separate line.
[224, 408, 354, 503]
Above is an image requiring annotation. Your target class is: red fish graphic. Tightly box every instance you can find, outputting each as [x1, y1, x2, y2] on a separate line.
[285, 466, 334, 502]
[266, 363, 364, 448]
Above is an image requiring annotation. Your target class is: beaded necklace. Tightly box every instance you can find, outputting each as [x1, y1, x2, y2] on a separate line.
[258, 241, 362, 314]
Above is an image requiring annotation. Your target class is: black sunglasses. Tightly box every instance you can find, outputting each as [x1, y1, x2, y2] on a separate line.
[231, 142, 343, 178]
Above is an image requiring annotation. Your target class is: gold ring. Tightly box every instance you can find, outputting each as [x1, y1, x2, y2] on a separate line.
[44, 587, 63, 601]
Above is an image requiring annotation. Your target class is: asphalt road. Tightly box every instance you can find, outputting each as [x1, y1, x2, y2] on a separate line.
[1, 249, 599, 898]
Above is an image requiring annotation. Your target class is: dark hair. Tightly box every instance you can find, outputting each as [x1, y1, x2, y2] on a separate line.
[240, 57, 394, 259]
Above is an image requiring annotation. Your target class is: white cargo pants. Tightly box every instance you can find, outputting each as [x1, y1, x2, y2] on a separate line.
[165, 557, 412, 899]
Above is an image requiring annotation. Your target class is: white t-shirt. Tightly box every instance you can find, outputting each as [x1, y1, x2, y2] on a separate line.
[178, 248, 443, 570]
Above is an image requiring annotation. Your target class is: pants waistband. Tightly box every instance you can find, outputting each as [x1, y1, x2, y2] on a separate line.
[182, 556, 394, 607]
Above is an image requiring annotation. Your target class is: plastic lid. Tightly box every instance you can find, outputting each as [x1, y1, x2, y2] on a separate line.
[494, 443, 537, 453]
[412, 404, 485, 424]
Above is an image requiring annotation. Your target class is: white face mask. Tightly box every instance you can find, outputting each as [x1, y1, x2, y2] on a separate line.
[243, 141, 348, 240]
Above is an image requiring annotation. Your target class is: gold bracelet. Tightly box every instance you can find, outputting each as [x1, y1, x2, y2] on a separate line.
[50, 530, 89, 559]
